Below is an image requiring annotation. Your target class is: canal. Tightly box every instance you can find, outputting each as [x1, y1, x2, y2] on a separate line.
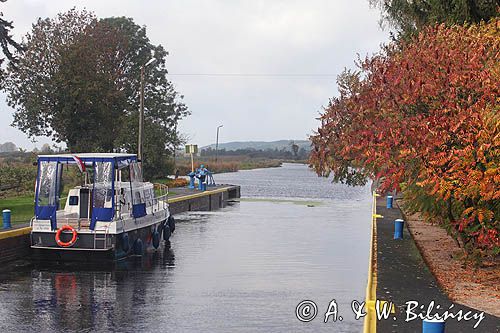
[0, 163, 372, 332]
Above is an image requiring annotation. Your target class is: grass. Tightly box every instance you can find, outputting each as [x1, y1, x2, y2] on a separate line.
[0, 194, 34, 225]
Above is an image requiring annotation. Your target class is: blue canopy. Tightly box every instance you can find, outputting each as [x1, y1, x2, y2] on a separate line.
[37, 153, 137, 165]
[35, 153, 138, 230]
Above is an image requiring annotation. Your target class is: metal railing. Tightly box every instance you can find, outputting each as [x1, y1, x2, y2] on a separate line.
[153, 183, 169, 212]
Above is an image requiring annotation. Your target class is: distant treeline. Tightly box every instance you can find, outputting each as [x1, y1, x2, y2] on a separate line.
[0, 142, 17, 153]
[200, 147, 309, 160]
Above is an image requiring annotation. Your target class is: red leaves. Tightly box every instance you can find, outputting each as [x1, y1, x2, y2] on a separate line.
[310, 19, 500, 254]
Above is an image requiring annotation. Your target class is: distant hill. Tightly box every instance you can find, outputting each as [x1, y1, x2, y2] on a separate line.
[202, 140, 311, 151]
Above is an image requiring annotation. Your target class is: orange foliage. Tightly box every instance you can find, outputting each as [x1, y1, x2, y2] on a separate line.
[310, 19, 500, 255]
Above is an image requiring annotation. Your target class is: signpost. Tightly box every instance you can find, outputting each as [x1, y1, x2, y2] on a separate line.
[185, 144, 198, 172]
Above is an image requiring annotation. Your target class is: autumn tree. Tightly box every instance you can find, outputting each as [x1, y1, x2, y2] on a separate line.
[310, 19, 500, 259]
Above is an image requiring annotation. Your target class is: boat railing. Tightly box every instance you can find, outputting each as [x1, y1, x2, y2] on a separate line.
[153, 183, 169, 196]
[153, 183, 169, 211]
[154, 193, 169, 211]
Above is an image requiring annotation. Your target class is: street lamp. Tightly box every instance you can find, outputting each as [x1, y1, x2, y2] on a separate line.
[138, 57, 157, 162]
[215, 125, 223, 163]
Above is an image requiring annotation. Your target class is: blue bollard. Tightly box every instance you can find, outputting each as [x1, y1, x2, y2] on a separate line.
[394, 219, 404, 239]
[387, 195, 393, 209]
[2, 209, 11, 229]
[422, 318, 445, 333]
[198, 168, 206, 191]
[188, 172, 196, 189]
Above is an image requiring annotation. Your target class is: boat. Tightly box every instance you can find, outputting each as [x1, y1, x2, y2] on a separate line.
[30, 153, 174, 261]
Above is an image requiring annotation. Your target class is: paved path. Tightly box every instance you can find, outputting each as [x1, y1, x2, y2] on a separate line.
[167, 184, 235, 201]
[375, 196, 499, 332]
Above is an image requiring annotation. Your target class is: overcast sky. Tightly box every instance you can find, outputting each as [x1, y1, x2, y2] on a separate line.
[0, 0, 390, 150]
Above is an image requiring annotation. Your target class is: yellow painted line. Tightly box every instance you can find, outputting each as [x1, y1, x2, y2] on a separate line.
[363, 192, 378, 333]
[363, 193, 396, 333]
[0, 226, 32, 240]
[167, 186, 234, 203]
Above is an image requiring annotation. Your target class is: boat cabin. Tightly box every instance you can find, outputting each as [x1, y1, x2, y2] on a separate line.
[34, 153, 167, 232]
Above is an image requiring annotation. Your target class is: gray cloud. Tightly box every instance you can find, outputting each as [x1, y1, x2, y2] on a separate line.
[0, 0, 389, 149]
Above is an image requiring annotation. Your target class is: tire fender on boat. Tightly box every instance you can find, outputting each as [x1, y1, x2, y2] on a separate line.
[152, 230, 160, 249]
[163, 223, 171, 241]
[168, 215, 175, 233]
[133, 238, 143, 255]
[122, 233, 130, 253]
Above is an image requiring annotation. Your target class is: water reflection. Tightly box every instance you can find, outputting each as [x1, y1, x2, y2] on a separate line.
[0, 245, 176, 332]
[0, 164, 371, 332]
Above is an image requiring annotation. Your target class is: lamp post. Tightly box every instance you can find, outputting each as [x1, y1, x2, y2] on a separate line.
[138, 58, 157, 162]
[173, 122, 178, 167]
[215, 125, 223, 163]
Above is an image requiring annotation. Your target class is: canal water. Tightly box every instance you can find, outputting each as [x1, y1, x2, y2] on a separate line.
[0, 163, 372, 332]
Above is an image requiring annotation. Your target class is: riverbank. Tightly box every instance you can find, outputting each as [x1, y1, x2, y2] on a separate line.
[174, 157, 283, 174]
[401, 203, 500, 317]
[372, 195, 500, 332]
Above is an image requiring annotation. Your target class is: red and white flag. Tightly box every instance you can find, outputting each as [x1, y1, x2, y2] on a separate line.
[72, 155, 86, 173]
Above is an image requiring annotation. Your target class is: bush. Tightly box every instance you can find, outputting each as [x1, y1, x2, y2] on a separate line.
[310, 19, 500, 260]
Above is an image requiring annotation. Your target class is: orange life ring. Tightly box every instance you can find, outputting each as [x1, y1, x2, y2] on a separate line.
[55, 225, 78, 247]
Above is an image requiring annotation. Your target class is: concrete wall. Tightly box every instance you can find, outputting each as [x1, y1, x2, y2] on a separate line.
[169, 186, 240, 215]
[0, 230, 31, 264]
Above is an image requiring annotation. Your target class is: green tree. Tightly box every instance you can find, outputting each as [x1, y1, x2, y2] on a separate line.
[0, 0, 22, 84]
[101, 16, 190, 179]
[6, 9, 97, 141]
[6, 9, 189, 179]
[370, 0, 500, 37]
[51, 16, 130, 151]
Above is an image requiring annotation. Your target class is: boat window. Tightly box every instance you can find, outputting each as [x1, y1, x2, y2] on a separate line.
[106, 189, 113, 202]
[134, 191, 143, 204]
[93, 162, 113, 209]
[144, 188, 152, 206]
[37, 161, 58, 207]
[69, 196, 79, 206]
[130, 162, 143, 186]
[124, 189, 131, 203]
[121, 166, 130, 182]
